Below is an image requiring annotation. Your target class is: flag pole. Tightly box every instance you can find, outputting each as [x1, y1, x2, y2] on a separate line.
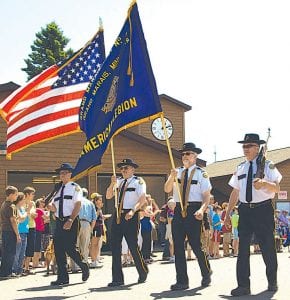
[99, 17, 103, 30]
[110, 139, 120, 223]
[160, 114, 185, 216]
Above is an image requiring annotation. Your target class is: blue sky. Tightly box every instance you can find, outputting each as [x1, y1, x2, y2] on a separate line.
[1, 0, 290, 163]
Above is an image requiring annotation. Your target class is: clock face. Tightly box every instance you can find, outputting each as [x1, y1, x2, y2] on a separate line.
[151, 117, 173, 140]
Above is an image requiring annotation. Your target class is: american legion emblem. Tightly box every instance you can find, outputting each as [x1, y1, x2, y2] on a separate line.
[101, 76, 119, 114]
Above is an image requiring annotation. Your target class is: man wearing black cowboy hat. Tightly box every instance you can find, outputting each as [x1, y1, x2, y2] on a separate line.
[106, 158, 148, 287]
[48, 163, 89, 286]
[164, 142, 212, 291]
[224, 133, 282, 296]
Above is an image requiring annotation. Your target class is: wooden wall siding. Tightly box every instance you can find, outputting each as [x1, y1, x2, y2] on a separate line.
[0, 120, 181, 193]
[95, 133, 182, 174]
[0, 117, 7, 144]
[0, 130, 86, 172]
[211, 175, 233, 203]
[278, 160, 290, 193]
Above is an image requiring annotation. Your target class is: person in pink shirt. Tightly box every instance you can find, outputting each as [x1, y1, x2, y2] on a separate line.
[33, 198, 47, 267]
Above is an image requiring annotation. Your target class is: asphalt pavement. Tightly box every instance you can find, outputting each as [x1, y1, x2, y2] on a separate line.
[1, 251, 289, 300]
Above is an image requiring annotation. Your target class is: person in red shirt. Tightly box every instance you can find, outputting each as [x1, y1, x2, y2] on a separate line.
[33, 198, 47, 267]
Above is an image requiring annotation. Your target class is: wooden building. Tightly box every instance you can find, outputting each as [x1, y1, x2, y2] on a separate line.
[0, 82, 207, 213]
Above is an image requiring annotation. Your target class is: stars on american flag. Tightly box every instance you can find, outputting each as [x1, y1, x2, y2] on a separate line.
[53, 33, 105, 88]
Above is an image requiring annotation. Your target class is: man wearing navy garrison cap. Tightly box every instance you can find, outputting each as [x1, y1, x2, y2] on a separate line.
[164, 142, 212, 291]
[224, 133, 282, 296]
[48, 163, 89, 286]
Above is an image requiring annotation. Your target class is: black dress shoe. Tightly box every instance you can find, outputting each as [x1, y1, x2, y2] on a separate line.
[107, 281, 124, 287]
[201, 270, 212, 287]
[81, 263, 90, 281]
[170, 283, 189, 291]
[50, 279, 69, 286]
[268, 283, 278, 291]
[231, 286, 251, 296]
[138, 273, 147, 283]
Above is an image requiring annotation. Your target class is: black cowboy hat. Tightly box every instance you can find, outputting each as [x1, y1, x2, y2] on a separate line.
[179, 142, 202, 154]
[55, 162, 74, 173]
[238, 133, 266, 145]
[117, 158, 139, 169]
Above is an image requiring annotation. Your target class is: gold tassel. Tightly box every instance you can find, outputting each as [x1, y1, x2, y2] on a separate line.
[130, 72, 134, 86]
[127, 65, 131, 75]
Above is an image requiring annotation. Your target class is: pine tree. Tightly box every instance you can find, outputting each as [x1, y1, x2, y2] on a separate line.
[22, 21, 74, 80]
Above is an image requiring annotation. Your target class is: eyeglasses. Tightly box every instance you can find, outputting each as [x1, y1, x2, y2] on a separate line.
[119, 166, 129, 171]
[181, 152, 194, 156]
[242, 144, 258, 149]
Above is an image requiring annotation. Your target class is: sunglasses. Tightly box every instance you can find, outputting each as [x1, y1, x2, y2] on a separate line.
[119, 166, 129, 171]
[242, 144, 258, 149]
[181, 152, 194, 156]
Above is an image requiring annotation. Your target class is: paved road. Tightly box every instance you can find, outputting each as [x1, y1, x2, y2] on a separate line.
[1, 251, 289, 300]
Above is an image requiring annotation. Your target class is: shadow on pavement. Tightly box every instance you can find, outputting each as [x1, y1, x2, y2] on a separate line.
[159, 261, 175, 265]
[90, 282, 139, 292]
[18, 281, 86, 292]
[15, 297, 69, 300]
[150, 286, 206, 299]
[219, 290, 276, 300]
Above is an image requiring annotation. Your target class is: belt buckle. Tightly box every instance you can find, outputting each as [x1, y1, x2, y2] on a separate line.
[249, 203, 254, 209]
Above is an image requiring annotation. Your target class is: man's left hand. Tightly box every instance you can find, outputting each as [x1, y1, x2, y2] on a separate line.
[125, 210, 134, 221]
[63, 221, 72, 230]
[194, 209, 204, 220]
[253, 178, 264, 190]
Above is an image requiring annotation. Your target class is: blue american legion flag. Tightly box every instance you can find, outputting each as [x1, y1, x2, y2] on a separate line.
[0, 29, 105, 158]
[72, 2, 163, 179]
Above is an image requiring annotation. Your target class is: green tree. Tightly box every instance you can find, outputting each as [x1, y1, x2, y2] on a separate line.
[22, 21, 74, 80]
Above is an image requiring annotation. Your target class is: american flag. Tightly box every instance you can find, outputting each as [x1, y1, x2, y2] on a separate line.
[0, 29, 105, 158]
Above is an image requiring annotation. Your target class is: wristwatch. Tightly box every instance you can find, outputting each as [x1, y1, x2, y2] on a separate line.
[68, 218, 73, 222]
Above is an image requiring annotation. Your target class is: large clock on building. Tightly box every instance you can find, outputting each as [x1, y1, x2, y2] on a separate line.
[151, 117, 173, 140]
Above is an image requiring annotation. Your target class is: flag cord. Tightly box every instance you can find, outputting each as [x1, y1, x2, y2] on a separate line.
[127, 3, 134, 86]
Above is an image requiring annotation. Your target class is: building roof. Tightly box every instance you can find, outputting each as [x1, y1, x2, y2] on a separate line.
[160, 93, 192, 111]
[0, 81, 20, 92]
[206, 147, 290, 178]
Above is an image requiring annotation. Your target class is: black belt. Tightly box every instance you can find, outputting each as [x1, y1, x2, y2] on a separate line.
[79, 219, 90, 222]
[240, 199, 272, 209]
[56, 216, 70, 222]
[121, 209, 133, 214]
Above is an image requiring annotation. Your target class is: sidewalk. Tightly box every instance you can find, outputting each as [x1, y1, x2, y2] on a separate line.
[0, 251, 289, 300]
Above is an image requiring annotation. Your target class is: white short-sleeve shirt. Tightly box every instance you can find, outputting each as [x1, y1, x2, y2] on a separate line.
[172, 164, 212, 203]
[228, 159, 282, 203]
[51, 181, 82, 217]
[117, 176, 146, 209]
